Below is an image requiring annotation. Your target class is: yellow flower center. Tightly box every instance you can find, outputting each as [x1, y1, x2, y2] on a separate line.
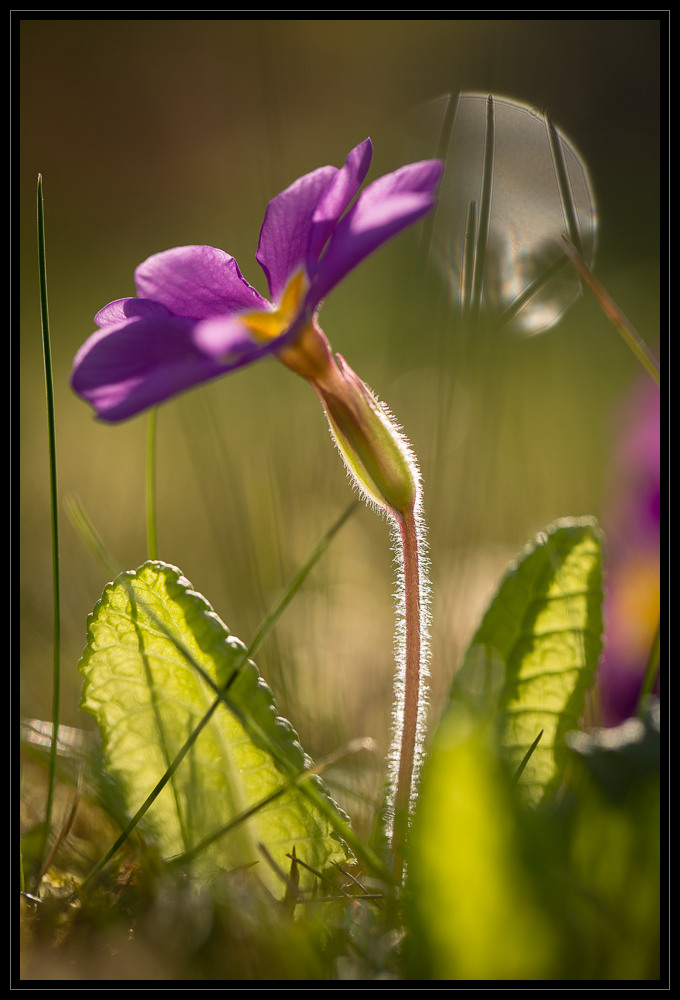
[238, 268, 335, 384]
[242, 269, 309, 343]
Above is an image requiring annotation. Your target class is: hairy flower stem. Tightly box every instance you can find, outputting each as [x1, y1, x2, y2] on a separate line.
[277, 320, 428, 882]
[390, 507, 425, 883]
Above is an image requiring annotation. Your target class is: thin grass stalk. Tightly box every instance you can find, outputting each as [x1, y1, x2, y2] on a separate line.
[247, 501, 356, 658]
[35, 174, 61, 887]
[637, 619, 661, 716]
[146, 407, 159, 560]
[469, 95, 495, 325]
[561, 236, 660, 385]
[547, 115, 584, 256]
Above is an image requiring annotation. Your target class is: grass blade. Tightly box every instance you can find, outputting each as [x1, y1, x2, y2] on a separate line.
[146, 407, 159, 560]
[561, 236, 660, 385]
[247, 501, 356, 658]
[35, 174, 61, 888]
[547, 115, 584, 256]
[469, 95, 495, 324]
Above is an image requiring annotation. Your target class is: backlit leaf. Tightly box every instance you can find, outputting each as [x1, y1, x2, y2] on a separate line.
[456, 517, 604, 803]
[78, 560, 351, 897]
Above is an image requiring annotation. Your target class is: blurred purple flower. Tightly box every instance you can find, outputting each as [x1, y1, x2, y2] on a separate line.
[598, 378, 661, 726]
[72, 139, 442, 422]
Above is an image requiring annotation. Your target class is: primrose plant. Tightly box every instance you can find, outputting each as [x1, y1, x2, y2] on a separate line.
[72, 139, 443, 881]
[27, 93, 661, 979]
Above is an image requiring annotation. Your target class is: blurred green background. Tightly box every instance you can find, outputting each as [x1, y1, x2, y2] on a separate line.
[19, 18, 661, 788]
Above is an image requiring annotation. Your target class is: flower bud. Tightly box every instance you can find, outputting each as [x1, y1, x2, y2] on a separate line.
[315, 355, 419, 515]
[314, 353, 419, 518]
[272, 314, 419, 518]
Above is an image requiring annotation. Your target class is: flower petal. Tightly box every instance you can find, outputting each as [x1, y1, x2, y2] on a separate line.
[255, 165, 338, 303]
[71, 312, 268, 422]
[308, 159, 443, 307]
[353, 158, 444, 206]
[192, 314, 291, 363]
[94, 297, 173, 327]
[307, 139, 373, 267]
[135, 246, 269, 320]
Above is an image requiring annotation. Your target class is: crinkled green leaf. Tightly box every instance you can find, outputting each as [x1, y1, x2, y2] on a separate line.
[451, 517, 604, 803]
[78, 560, 351, 896]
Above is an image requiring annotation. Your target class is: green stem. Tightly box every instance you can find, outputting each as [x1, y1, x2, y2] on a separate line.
[36, 174, 61, 889]
[146, 407, 158, 560]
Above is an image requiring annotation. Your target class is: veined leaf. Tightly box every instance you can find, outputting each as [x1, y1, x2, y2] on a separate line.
[78, 560, 351, 896]
[453, 517, 604, 804]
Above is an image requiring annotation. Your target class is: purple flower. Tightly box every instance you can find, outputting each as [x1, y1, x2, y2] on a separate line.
[72, 139, 442, 423]
[598, 378, 661, 726]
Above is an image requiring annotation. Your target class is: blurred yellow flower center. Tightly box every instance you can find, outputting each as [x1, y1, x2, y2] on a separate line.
[242, 269, 309, 343]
